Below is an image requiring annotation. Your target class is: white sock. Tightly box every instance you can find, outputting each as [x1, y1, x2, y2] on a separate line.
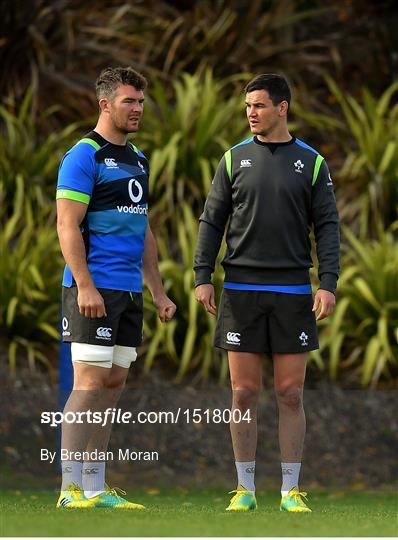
[235, 461, 256, 492]
[82, 461, 106, 498]
[61, 460, 83, 490]
[281, 462, 301, 496]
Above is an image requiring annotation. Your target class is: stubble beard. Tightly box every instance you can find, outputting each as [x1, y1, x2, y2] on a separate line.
[112, 113, 140, 135]
[254, 121, 279, 139]
[119, 121, 139, 135]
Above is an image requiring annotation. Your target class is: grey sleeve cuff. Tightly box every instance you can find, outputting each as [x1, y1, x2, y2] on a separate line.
[194, 268, 213, 288]
[319, 273, 338, 294]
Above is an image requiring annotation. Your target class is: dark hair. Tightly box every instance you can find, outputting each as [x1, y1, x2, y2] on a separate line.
[244, 74, 291, 109]
[95, 67, 147, 100]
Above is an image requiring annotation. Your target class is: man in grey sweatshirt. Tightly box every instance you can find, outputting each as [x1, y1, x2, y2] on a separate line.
[194, 74, 339, 512]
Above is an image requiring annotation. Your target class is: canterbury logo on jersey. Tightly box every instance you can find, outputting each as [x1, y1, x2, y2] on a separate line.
[226, 332, 241, 345]
[96, 327, 112, 340]
[240, 159, 252, 168]
[104, 158, 118, 168]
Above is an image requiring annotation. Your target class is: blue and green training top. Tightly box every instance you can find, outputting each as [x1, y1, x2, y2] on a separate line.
[56, 130, 149, 292]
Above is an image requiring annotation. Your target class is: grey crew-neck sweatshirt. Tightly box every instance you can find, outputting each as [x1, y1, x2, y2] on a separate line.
[194, 136, 340, 293]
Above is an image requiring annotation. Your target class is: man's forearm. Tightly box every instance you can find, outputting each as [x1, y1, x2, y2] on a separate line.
[57, 224, 93, 289]
[314, 223, 340, 294]
[142, 227, 164, 298]
[194, 220, 224, 286]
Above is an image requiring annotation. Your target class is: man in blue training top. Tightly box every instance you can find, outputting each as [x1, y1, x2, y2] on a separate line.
[56, 67, 176, 509]
[194, 74, 340, 512]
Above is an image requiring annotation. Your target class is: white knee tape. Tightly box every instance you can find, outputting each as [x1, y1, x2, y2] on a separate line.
[71, 343, 113, 369]
[113, 345, 137, 369]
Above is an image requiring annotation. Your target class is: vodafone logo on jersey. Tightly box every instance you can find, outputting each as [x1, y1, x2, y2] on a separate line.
[128, 178, 143, 203]
[116, 178, 147, 215]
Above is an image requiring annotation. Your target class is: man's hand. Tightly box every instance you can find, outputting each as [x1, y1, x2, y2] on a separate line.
[77, 284, 107, 318]
[195, 284, 217, 315]
[154, 294, 177, 323]
[312, 289, 336, 321]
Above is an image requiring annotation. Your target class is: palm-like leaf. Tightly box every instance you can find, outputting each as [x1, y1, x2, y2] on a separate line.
[3, 0, 390, 128]
[317, 223, 398, 387]
[138, 70, 249, 226]
[142, 203, 227, 382]
[0, 177, 63, 372]
[0, 91, 81, 214]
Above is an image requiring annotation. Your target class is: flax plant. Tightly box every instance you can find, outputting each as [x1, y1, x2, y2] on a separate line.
[328, 78, 398, 232]
[295, 80, 398, 234]
[0, 91, 80, 213]
[315, 222, 398, 387]
[142, 204, 228, 383]
[0, 176, 62, 372]
[138, 70, 249, 227]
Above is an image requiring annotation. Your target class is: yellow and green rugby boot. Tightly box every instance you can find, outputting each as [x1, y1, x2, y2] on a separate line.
[56, 482, 94, 508]
[88, 485, 145, 509]
[226, 485, 257, 511]
[280, 487, 312, 512]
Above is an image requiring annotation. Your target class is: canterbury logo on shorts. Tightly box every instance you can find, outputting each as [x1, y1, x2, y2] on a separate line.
[96, 327, 112, 340]
[226, 332, 241, 345]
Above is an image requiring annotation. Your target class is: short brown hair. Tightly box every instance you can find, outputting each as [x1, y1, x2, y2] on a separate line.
[244, 74, 291, 110]
[95, 67, 147, 100]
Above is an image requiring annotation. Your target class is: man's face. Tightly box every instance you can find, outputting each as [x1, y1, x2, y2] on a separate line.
[245, 90, 286, 136]
[104, 84, 144, 134]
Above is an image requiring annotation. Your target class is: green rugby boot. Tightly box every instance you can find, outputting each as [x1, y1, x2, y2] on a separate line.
[88, 485, 145, 509]
[226, 485, 257, 511]
[280, 487, 312, 512]
[56, 482, 94, 508]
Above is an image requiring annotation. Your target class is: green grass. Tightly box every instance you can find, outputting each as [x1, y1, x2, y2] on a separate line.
[1, 489, 397, 536]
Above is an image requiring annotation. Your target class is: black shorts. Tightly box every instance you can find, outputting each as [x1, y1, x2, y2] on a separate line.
[214, 289, 319, 354]
[61, 286, 143, 347]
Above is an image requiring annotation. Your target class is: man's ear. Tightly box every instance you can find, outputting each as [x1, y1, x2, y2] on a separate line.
[279, 100, 289, 116]
[99, 98, 110, 114]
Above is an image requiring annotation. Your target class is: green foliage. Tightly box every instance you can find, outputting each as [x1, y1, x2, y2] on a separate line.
[0, 91, 80, 213]
[0, 72, 396, 387]
[4, 0, 374, 125]
[296, 80, 398, 233]
[316, 222, 398, 387]
[0, 176, 63, 372]
[0, 92, 78, 371]
[139, 70, 249, 226]
[328, 78, 398, 231]
[142, 204, 228, 383]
